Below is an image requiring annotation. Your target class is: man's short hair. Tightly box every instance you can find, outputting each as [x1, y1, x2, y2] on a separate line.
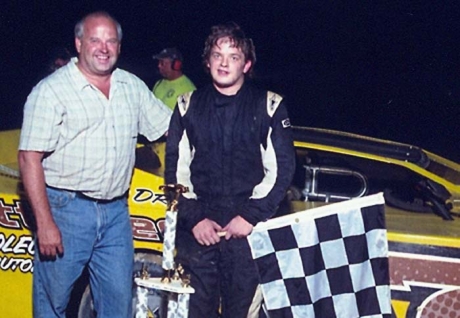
[202, 22, 256, 77]
[74, 11, 123, 41]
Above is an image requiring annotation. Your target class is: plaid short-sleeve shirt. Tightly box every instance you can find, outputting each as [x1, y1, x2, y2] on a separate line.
[19, 57, 172, 199]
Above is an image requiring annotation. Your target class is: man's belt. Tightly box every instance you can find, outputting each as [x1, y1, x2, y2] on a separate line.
[75, 191, 127, 204]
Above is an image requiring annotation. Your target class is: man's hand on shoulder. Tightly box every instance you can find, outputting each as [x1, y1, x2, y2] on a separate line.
[192, 218, 223, 246]
[223, 215, 253, 240]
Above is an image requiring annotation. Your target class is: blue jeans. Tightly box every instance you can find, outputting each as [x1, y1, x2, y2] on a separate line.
[33, 187, 134, 318]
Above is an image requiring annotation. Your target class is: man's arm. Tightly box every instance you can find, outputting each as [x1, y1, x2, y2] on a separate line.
[165, 94, 223, 244]
[165, 105, 208, 229]
[139, 83, 172, 142]
[18, 150, 63, 257]
[237, 98, 296, 228]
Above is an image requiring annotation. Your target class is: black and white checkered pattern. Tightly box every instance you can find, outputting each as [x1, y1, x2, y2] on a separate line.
[162, 210, 177, 270]
[247, 193, 391, 318]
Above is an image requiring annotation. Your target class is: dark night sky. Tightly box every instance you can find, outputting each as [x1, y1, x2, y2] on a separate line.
[2, 1, 460, 161]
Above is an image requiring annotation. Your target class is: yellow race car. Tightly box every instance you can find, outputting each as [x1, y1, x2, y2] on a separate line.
[1, 127, 459, 317]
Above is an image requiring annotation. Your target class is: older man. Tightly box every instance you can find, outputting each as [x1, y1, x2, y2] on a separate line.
[18, 11, 171, 318]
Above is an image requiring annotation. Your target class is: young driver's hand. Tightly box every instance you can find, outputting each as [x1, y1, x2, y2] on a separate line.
[222, 215, 253, 240]
[192, 218, 223, 246]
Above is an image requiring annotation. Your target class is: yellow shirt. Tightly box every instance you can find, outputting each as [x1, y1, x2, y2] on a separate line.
[152, 75, 196, 110]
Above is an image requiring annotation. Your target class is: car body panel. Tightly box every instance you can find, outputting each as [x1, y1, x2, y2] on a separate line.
[1, 127, 460, 317]
[0, 130, 169, 317]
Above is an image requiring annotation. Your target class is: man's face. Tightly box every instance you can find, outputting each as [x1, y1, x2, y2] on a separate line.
[75, 16, 120, 77]
[207, 37, 252, 95]
[158, 58, 173, 79]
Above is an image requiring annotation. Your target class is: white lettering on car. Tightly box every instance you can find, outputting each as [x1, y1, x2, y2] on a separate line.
[0, 256, 33, 273]
[0, 233, 34, 274]
[0, 234, 34, 255]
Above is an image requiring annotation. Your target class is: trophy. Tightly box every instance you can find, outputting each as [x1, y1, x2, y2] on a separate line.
[134, 184, 194, 318]
[160, 184, 188, 283]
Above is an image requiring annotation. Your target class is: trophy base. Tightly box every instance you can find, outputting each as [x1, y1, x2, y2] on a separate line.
[135, 277, 195, 294]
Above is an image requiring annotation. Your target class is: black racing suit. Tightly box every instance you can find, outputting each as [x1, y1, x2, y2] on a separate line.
[165, 82, 295, 318]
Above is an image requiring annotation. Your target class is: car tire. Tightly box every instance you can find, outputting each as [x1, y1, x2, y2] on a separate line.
[77, 252, 165, 318]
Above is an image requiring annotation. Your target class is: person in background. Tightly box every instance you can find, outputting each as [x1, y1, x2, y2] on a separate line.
[148, 47, 196, 171]
[46, 47, 71, 74]
[18, 11, 171, 318]
[165, 22, 295, 318]
[152, 47, 196, 110]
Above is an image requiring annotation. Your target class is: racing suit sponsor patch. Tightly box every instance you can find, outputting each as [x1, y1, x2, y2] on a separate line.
[282, 118, 291, 128]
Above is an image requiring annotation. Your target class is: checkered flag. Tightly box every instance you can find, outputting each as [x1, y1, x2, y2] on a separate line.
[247, 193, 391, 318]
